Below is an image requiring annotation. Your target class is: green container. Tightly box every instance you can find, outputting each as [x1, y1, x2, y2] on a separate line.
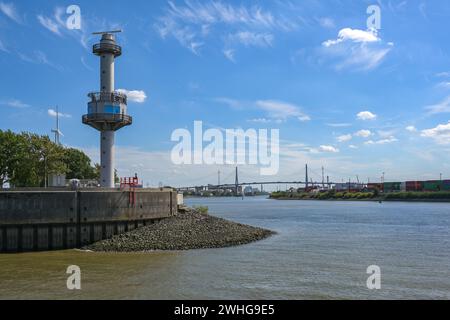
[424, 180, 444, 191]
[383, 182, 401, 193]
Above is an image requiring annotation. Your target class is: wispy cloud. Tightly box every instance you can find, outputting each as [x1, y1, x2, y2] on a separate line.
[1, 99, 30, 108]
[436, 81, 450, 89]
[37, 14, 62, 36]
[117, 89, 148, 103]
[223, 49, 235, 62]
[0, 39, 8, 53]
[0, 2, 22, 24]
[48, 108, 71, 118]
[228, 31, 274, 47]
[36, 6, 95, 50]
[336, 134, 352, 142]
[247, 118, 280, 124]
[365, 137, 398, 145]
[216, 98, 310, 123]
[425, 96, 450, 114]
[318, 17, 335, 29]
[155, 1, 296, 57]
[80, 56, 93, 71]
[18, 50, 62, 71]
[326, 123, 352, 128]
[436, 71, 450, 78]
[255, 100, 310, 122]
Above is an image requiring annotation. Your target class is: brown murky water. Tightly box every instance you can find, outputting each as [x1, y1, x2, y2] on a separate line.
[1, 197, 449, 300]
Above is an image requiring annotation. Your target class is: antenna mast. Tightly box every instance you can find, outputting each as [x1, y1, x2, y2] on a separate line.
[51, 106, 61, 145]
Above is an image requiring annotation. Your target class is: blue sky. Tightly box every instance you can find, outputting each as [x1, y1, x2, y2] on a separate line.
[1, 0, 450, 187]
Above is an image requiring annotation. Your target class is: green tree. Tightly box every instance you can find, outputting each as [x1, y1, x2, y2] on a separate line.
[64, 148, 96, 180]
[15, 133, 67, 187]
[1, 130, 121, 188]
[0, 130, 25, 187]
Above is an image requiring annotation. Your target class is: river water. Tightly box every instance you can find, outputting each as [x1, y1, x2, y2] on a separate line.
[0, 197, 449, 300]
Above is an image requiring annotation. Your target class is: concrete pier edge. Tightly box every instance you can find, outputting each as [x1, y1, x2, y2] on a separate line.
[0, 189, 177, 253]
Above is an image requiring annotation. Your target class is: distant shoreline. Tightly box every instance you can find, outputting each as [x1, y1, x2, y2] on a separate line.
[270, 197, 450, 203]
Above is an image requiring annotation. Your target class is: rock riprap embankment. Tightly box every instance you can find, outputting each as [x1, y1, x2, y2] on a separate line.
[83, 207, 275, 252]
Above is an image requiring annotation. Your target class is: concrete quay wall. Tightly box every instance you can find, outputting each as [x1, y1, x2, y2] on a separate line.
[0, 189, 177, 252]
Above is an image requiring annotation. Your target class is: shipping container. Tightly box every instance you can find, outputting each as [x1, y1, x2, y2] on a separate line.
[405, 181, 424, 192]
[400, 182, 406, 192]
[367, 183, 383, 192]
[443, 180, 450, 191]
[383, 182, 401, 193]
[334, 183, 364, 192]
[424, 180, 444, 192]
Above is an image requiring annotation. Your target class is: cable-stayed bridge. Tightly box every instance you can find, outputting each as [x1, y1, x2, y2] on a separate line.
[176, 165, 346, 193]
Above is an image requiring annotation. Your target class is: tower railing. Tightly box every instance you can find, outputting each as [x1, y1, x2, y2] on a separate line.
[88, 91, 127, 105]
[82, 113, 132, 123]
[93, 43, 122, 56]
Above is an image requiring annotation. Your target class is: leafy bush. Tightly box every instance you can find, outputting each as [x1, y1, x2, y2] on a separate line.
[193, 206, 209, 214]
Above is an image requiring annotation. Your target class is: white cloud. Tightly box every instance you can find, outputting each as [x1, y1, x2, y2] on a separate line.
[1, 99, 30, 108]
[357, 111, 377, 120]
[421, 121, 450, 145]
[322, 28, 380, 47]
[0, 2, 22, 24]
[322, 28, 392, 71]
[406, 126, 417, 132]
[37, 15, 62, 36]
[425, 96, 450, 114]
[365, 137, 398, 145]
[255, 100, 310, 122]
[355, 129, 372, 138]
[117, 89, 147, 103]
[349, 145, 358, 149]
[48, 109, 71, 118]
[319, 145, 339, 153]
[337, 134, 352, 142]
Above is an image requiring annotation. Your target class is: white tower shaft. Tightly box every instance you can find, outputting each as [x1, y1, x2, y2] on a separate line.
[101, 131, 115, 188]
[100, 37, 116, 188]
[101, 52, 114, 92]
